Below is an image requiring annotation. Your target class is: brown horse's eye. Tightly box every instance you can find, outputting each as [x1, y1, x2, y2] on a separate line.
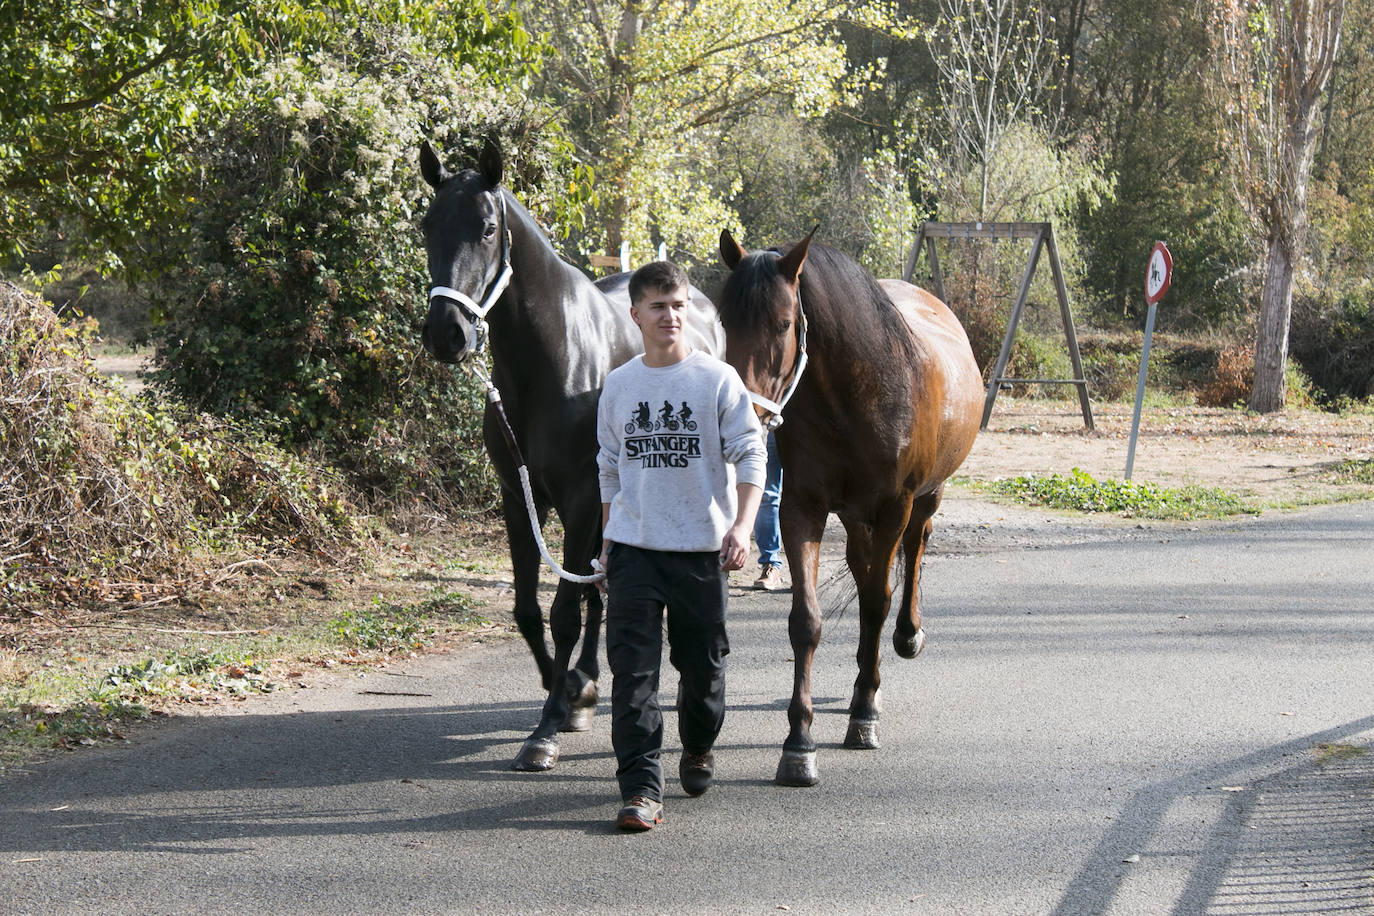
[779, 319, 792, 334]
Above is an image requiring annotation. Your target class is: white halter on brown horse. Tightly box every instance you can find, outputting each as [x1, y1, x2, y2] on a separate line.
[717, 228, 983, 786]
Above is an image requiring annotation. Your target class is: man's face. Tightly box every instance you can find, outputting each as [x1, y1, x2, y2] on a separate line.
[631, 283, 691, 350]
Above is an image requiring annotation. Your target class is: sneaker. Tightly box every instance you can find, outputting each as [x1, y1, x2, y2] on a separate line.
[616, 795, 664, 831]
[680, 751, 715, 796]
[753, 563, 786, 591]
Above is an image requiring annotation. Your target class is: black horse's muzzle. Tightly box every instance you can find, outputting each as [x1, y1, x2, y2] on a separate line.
[422, 296, 478, 363]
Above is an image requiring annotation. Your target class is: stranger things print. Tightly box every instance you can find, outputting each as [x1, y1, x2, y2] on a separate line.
[623, 399, 701, 468]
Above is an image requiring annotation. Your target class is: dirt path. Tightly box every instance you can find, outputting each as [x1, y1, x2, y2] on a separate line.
[961, 399, 1374, 506]
[93, 353, 148, 395]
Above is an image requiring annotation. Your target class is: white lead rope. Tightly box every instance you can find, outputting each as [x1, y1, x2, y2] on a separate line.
[470, 363, 606, 585]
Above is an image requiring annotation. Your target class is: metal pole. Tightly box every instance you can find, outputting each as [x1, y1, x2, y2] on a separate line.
[1124, 302, 1158, 480]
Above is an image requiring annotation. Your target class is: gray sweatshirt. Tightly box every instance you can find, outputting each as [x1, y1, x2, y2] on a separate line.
[597, 349, 767, 552]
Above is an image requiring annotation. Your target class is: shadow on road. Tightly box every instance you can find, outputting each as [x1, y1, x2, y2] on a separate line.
[1053, 715, 1374, 915]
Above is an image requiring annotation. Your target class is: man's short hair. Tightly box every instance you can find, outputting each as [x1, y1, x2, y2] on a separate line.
[628, 260, 690, 307]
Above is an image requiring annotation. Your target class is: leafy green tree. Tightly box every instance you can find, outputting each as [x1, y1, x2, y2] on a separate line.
[711, 103, 916, 277]
[146, 12, 568, 505]
[0, 0, 536, 276]
[1050, 0, 1251, 326]
[516, 0, 908, 266]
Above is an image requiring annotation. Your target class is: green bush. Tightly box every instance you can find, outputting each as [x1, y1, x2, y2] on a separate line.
[1291, 290, 1374, 404]
[148, 27, 577, 510]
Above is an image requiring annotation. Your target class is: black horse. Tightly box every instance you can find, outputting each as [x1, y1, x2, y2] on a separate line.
[419, 139, 723, 771]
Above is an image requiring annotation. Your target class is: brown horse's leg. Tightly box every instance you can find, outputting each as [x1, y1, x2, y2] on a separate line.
[893, 487, 942, 659]
[776, 509, 827, 787]
[843, 498, 913, 751]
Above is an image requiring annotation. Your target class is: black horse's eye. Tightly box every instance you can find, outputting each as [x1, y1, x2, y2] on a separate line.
[483, 222, 498, 240]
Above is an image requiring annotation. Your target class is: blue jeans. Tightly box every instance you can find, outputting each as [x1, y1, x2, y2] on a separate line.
[753, 432, 783, 568]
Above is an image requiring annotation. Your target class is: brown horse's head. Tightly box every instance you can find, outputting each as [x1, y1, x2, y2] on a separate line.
[718, 228, 814, 428]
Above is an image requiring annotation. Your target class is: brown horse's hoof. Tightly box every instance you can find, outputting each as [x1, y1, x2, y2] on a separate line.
[776, 749, 820, 787]
[894, 626, 927, 659]
[512, 737, 559, 771]
[843, 717, 881, 749]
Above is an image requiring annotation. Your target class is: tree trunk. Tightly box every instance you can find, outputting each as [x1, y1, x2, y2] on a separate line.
[1249, 230, 1295, 412]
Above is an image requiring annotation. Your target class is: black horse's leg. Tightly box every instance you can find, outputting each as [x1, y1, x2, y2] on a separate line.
[843, 498, 913, 751]
[563, 582, 602, 732]
[563, 516, 604, 731]
[502, 488, 554, 690]
[893, 487, 942, 659]
[776, 505, 828, 787]
[513, 574, 586, 770]
[557, 491, 601, 736]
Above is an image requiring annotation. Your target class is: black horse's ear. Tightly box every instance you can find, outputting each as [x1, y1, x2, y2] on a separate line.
[720, 228, 746, 269]
[478, 136, 503, 188]
[420, 141, 448, 189]
[776, 226, 817, 284]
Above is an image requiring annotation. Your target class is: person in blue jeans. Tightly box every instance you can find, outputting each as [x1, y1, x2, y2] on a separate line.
[753, 432, 786, 591]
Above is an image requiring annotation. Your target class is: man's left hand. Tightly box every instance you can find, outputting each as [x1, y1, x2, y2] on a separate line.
[719, 526, 749, 571]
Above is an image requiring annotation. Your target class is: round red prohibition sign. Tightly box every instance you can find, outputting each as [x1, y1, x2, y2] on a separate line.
[1145, 241, 1172, 305]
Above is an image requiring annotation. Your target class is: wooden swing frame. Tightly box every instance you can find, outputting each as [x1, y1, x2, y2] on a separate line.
[903, 221, 1093, 430]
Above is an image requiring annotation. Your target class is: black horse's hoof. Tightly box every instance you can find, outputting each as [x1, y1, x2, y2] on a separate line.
[843, 717, 881, 749]
[512, 737, 559, 771]
[562, 705, 594, 732]
[894, 626, 927, 659]
[560, 671, 599, 732]
[775, 749, 820, 787]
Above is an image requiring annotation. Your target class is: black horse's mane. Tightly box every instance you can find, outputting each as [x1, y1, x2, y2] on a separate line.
[722, 242, 918, 363]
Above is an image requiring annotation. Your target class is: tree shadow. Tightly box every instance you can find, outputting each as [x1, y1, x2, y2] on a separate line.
[1052, 715, 1374, 915]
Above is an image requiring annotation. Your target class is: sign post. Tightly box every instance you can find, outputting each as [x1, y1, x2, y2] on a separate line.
[1125, 241, 1173, 479]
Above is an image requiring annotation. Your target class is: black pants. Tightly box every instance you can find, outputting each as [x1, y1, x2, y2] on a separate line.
[605, 543, 729, 803]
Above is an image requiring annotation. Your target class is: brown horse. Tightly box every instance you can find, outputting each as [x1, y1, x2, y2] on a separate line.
[718, 229, 983, 786]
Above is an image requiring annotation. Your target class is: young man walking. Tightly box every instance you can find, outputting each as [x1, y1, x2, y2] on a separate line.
[596, 260, 766, 831]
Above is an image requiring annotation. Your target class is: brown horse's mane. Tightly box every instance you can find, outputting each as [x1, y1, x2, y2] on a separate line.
[722, 242, 919, 367]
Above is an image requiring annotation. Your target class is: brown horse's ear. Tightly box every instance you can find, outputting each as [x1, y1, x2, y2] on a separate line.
[420, 141, 449, 189]
[720, 228, 747, 269]
[776, 226, 817, 284]
[478, 136, 504, 188]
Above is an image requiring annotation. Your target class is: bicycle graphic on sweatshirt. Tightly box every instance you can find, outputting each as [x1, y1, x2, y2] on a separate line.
[625, 400, 697, 434]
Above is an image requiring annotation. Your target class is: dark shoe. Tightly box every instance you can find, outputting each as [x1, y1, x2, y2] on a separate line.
[753, 563, 786, 591]
[616, 795, 664, 831]
[680, 751, 715, 796]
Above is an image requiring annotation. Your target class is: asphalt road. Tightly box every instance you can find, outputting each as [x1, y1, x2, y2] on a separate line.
[3, 500, 1372, 915]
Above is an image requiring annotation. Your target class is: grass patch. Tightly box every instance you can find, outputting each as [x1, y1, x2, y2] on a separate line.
[1329, 457, 1374, 485]
[2, 648, 280, 763]
[983, 467, 1258, 519]
[1312, 742, 1370, 766]
[330, 588, 486, 652]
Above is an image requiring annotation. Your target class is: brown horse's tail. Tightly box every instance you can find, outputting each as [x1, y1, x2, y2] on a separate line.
[818, 547, 910, 623]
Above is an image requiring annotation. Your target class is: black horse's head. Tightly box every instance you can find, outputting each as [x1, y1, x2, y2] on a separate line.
[718, 227, 814, 429]
[418, 138, 509, 363]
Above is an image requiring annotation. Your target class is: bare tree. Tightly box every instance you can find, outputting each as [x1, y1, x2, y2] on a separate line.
[929, 0, 1060, 218]
[1214, 0, 1345, 412]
